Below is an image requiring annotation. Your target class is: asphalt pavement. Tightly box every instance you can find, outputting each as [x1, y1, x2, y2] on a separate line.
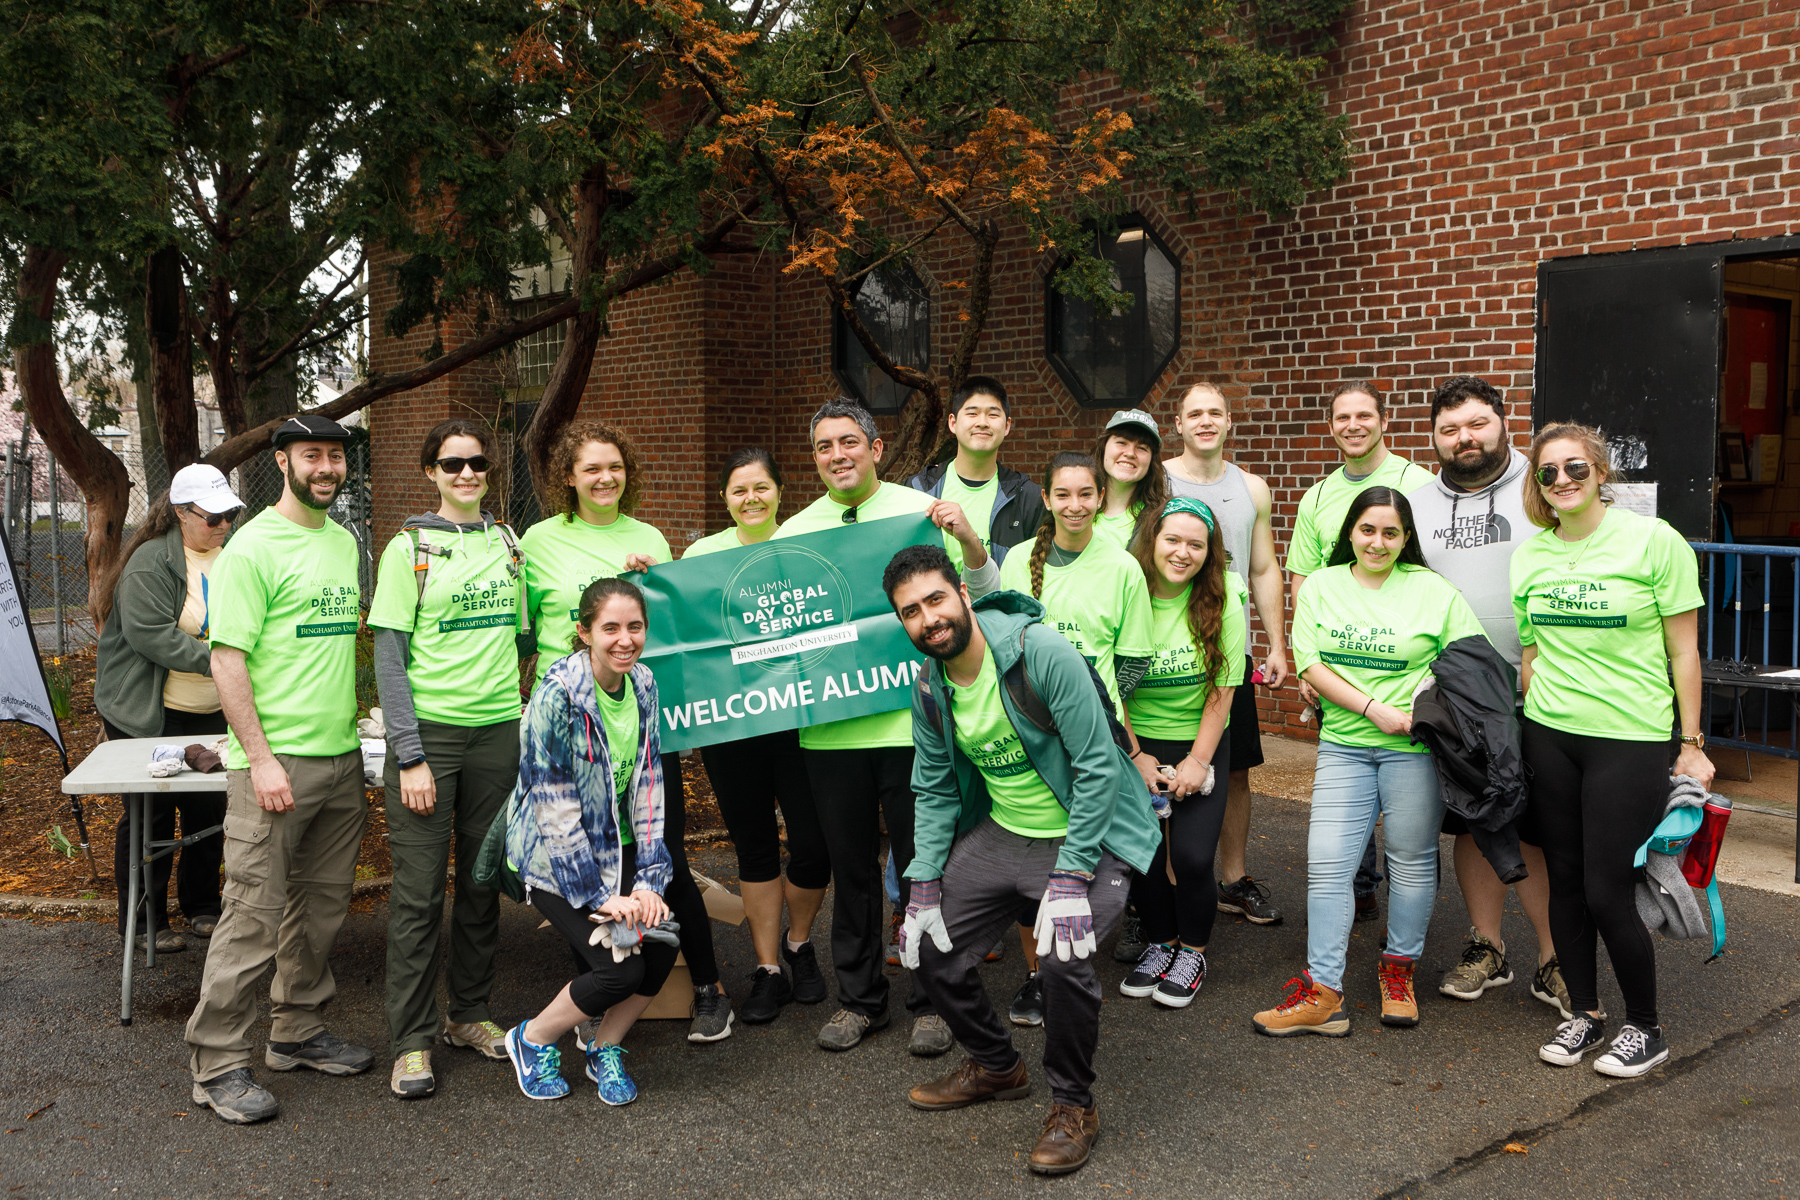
[1, 793, 1797, 1199]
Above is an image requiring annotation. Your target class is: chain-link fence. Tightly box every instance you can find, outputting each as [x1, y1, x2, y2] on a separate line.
[2, 425, 374, 657]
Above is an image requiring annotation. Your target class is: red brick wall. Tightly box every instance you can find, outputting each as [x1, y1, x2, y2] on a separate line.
[369, 0, 1800, 738]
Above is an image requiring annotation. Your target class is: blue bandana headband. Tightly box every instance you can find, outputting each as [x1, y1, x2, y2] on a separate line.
[1161, 495, 1216, 532]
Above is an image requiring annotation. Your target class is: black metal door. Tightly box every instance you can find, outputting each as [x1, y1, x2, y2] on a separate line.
[1535, 253, 1721, 539]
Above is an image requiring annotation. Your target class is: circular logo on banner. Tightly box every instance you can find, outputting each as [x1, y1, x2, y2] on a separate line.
[721, 543, 854, 672]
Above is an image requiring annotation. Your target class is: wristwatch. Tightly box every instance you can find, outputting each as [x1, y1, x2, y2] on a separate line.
[1679, 733, 1706, 749]
[397, 753, 428, 770]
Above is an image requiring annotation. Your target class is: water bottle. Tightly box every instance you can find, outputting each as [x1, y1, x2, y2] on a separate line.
[1679, 796, 1733, 889]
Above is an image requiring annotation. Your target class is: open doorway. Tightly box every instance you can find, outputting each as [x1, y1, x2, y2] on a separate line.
[1537, 240, 1800, 841]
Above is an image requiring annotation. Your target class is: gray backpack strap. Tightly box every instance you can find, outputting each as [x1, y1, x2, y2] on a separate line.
[494, 521, 531, 636]
[409, 527, 449, 608]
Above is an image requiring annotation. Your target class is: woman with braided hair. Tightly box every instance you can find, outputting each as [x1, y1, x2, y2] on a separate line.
[998, 452, 1156, 731]
[1115, 497, 1244, 1009]
[996, 450, 1156, 1022]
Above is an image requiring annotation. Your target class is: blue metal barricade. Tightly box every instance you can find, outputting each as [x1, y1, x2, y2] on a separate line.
[1690, 541, 1800, 761]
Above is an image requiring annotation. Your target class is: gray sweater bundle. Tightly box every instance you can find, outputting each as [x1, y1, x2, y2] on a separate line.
[1635, 774, 1721, 942]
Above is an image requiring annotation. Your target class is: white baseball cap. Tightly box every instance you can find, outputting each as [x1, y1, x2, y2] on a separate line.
[168, 464, 244, 515]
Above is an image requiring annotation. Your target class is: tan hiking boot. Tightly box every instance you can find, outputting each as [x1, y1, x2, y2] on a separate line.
[442, 1019, 508, 1060]
[908, 1056, 1031, 1110]
[1028, 1102, 1100, 1175]
[1379, 954, 1419, 1027]
[1253, 971, 1350, 1037]
[390, 1049, 434, 1100]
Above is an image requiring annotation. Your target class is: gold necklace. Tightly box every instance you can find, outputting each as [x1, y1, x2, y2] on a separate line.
[1556, 522, 1599, 571]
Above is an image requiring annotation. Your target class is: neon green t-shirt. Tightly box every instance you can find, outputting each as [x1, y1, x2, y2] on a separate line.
[1510, 507, 1702, 741]
[1285, 454, 1436, 577]
[1126, 585, 1248, 741]
[682, 526, 768, 558]
[1091, 504, 1143, 553]
[948, 652, 1067, 838]
[997, 537, 1155, 714]
[520, 513, 671, 685]
[1292, 563, 1488, 752]
[207, 508, 361, 769]
[937, 472, 997, 569]
[773, 481, 934, 750]
[367, 524, 523, 727]
[598, 676, 639, 845]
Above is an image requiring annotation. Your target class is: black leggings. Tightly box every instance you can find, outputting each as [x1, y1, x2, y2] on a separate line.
[700, 731, 830, 889]
[1523, 719, 1671, 1028]
[104, 710, 229, 935]
[660, 753, 718, 986]
[1134, 735, 1232, 949]
[532, 852, 680, 1017]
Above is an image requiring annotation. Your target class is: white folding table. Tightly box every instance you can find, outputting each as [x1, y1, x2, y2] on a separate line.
[61, 737, 227, 1025]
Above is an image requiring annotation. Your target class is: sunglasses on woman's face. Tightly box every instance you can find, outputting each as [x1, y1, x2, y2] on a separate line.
[186, 505, 241, 528]
[435, 455, 491, 476]
[1534, 460, 1593, 488]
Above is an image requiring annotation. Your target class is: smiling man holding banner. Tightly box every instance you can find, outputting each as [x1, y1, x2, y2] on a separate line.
[633, 400, 988, 1053]
[770, 400, 994, 1054]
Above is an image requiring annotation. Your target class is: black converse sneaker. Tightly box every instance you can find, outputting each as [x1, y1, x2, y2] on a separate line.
[1593, 1022, 1669, 1079]
[1538, 1014, 1607, 1067]
[1152, 946, 1207, 1009]
[1119, 942, 1176, 998]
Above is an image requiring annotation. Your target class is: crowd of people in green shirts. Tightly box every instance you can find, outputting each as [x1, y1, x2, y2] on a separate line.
[117, 368, 1713, 1176]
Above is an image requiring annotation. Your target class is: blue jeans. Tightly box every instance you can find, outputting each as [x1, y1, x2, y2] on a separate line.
[1306, 742, 1444, 993]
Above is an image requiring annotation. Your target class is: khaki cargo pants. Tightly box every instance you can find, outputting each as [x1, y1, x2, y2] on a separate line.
[185, 750, 366, 1081]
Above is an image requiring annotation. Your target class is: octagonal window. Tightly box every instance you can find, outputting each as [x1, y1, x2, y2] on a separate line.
[832, 263, 930, 414]
[1045, 217, 1180, 409]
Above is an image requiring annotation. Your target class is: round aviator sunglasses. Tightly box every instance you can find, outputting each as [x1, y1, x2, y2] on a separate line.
[1533, 459, 1592, 488]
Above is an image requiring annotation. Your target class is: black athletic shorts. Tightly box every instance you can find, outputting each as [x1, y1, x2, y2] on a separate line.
[1228, 655, 1265, 771]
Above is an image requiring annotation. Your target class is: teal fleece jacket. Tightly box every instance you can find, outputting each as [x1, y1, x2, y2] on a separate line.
[905, 590, 1162, 880]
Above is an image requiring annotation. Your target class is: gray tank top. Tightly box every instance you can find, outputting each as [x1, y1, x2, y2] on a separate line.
[1167, 462, 1255, 611]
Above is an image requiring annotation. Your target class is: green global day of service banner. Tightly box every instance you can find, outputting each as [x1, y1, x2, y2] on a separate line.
[636, 513, 939, 752]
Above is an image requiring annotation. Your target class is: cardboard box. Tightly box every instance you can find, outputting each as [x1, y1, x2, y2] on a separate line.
[641, 874, 743, 1018]
[641, 953, 694, 1020]
[534, 876, 746, 1021]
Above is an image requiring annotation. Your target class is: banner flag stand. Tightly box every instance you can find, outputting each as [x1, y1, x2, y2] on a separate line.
[0, 520, 92, 879]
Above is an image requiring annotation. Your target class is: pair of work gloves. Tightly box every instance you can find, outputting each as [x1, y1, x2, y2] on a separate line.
[587, 913, 682, 964]
[898, 871, 1095, 970]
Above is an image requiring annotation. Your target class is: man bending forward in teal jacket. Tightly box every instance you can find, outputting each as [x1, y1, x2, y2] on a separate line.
[883, 544, 1161, 1177]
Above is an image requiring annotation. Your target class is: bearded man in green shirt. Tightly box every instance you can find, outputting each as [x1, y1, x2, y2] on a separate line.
[885, 544, 1159, 1177]
[185, 415, 374, 1125]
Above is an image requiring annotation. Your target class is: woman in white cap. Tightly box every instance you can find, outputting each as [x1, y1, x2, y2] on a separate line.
[1091, 410, 1171, 553]
[93, 463, 244, 951]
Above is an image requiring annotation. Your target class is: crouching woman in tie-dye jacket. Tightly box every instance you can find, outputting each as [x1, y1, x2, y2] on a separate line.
[501, 577, 677, 1108]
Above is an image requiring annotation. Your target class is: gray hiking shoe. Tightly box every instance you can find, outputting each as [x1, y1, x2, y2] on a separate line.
[1439, 929, 1513, 1001]
[266, 1031, 374, 1076]
[909, 1013, 954, 1057]
[192, 1068, 279, 1125]
[817, 1007, 888, 1051]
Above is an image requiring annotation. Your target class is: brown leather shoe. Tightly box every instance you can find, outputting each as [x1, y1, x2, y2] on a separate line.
[907, 1056, 1031, 1110]
[1029, 1102, 1100, 1174]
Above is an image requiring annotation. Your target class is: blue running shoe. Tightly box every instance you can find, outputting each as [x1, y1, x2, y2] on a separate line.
[505, 1024, 570, 1101]
[591, 1043, 637, 1107]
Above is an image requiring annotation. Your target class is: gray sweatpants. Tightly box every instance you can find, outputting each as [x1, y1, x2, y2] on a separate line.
[914, 819, 1131, 1107]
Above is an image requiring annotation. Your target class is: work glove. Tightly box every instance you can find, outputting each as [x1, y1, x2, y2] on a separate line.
[1033, 870, 1096, 962]
[900, 878, 952, 971]
[587, 914, 638, 963]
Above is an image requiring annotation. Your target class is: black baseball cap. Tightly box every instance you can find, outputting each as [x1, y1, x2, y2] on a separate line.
[271, 415, 353, 452]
